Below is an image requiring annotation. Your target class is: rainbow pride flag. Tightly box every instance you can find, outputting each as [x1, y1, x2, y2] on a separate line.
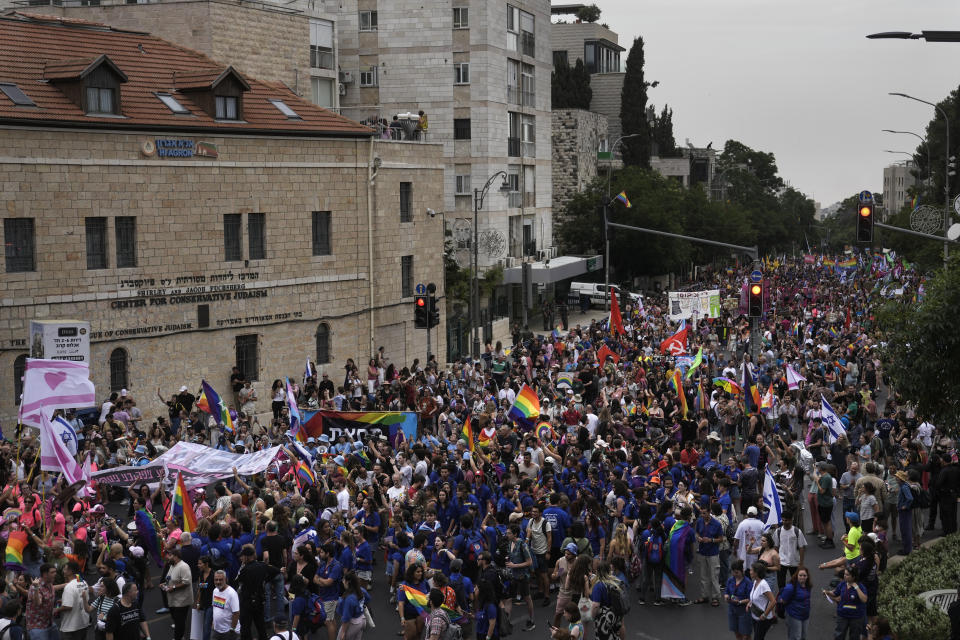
[536, 421, 555, 443]
[669, 369, 687, 418]
[838, 257, 857, 269]
[171, 473, 197, 533]
[477, 426, 495, 448]
[614, 191, 631, 208]
[460, 415, 475, 452]
[507, 384, 540, 428]
[198, 380, 234, 433]
[5, 530, 26, 571]
[712, 377, 743, 395]
[135, 509, 163, 568]
[296, 460, 317, 486]
[400, 585, 466, 622]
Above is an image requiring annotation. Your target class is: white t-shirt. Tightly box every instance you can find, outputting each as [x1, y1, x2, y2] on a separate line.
[60, 579, 91, 632]
[749, 579, 774, 620]
[337, 488, 351, 513]
[734, 518, 764, 566]
[773, 525, 807, 568]
[212, 586, 240, 633]
[917, 422, 935, 448]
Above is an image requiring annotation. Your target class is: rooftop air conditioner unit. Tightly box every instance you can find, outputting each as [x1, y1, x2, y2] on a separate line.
[504, 257, 518, 268]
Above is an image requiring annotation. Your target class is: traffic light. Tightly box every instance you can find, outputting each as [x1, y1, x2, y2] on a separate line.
[748, 282, 763, 317]
[427, 295, 440, 328]
[856, 202, 874, 243]
[414, 295, 428, 328]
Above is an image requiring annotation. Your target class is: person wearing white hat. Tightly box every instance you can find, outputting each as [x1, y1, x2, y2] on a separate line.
[733, 506, 764, 568]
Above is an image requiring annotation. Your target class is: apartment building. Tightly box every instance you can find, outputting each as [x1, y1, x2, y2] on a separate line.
[336, 0, 555, 268]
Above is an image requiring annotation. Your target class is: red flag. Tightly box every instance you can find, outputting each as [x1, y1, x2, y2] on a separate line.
[609, 288, 625, 336]
[659, 327, 688, 356]
[844, 307, 851, 330]
[597, 343, 620, 365]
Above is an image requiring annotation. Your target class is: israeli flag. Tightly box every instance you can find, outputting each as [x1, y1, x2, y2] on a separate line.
[820, 395, 847, 444]
[762, 466, 782, 532]
[52, 415, 78, 456]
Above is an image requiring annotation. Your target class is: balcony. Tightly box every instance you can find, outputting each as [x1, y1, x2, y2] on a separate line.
[336, 106, 432, 143]
[521, 31, 535, 57]
[310, 47, 335, 70]
[507, 136, 521, 157]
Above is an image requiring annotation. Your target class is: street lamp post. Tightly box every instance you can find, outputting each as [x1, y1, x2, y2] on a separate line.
[889, 92, 952, 267]
[471, 171, 510, 359]
[604, 133, 642, 313]
[882, 129, 931, 186]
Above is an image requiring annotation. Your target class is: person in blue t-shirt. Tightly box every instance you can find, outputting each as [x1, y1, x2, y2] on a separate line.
[335, 571, 370, 637]
[778, 566, 811, 640]
[351, 497, 381, 546]
[693, 509, 724, 605]
[353, 527, 373, 587]
[824, 566, 867, 640]
[316, 543, 344, 640]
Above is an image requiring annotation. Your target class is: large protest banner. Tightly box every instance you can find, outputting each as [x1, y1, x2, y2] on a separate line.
[667, 289, 721, 322]
[92, 442, 282, 487]
[300, 410, 418, 447]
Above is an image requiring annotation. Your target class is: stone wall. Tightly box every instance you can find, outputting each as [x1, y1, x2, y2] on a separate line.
[551, 108, 608, 223]
[0, 128, 444, 423]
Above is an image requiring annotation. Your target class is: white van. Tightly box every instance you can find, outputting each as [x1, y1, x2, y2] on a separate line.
[568, 282, 642, 308]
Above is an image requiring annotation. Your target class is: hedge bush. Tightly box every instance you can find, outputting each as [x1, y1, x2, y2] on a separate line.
[878, 533, 960, 639]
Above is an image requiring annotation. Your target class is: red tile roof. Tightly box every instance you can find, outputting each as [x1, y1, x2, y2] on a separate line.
[175, 67, 250, 91]
[0, 11, 372, 137]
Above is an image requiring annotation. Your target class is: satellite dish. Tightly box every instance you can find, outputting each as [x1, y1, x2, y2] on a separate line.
[948, 223, 960, 241]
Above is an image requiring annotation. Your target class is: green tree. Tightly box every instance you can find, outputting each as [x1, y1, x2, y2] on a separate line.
[576, 4, 601, 22]
[551, 57, 592, 110]
[880, 255, 960, 433]
[619, 37, 651, 168]
[650, 104, 676, 157]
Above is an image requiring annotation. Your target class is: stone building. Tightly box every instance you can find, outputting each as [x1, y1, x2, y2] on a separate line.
[551, 109, 607, 221]
[336, 0, 556, 267]
[0, 12, 445, 424]
[0, 0, 341, 111]
[882, 160, 918, 220]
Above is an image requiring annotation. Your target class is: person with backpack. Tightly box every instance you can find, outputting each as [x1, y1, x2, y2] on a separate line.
[447, 559, 475, 636]
[0, 600, 24, 640]
[499, 525, 535, 632]
[525, 504, 552, 608]
[589, 562, 625, 640]
[426, 588, 460, 640]
[637, 519, 664, 606]
[335, 571, 370, 640]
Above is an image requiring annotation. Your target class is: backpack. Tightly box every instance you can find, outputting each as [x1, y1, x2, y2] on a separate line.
[432, 608, 462, 640]
[480, 566, 505, 603]
[449, 575, 469, 613]
[0, 619, 12, 640]
[304, 592, 327, 631]
[724, 516, 738, 545]
[602, 581, 626, 618]
[464, 528, 486, 564]
[914, 484, 931, 509]
[644, 535, 663, 564]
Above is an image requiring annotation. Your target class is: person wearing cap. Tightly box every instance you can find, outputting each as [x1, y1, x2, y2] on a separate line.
[733, 506, 764, 568]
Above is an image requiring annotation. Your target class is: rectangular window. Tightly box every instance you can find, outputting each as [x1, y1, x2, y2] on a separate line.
[507, 59, 520, 104]
[215, 95, 239, 120]
[248, 212, 265, 260]
[224, 213, 242, 261]
[312, 210, 331, 256]
[454, 118, 471, 140]
[115, 216, 137, 268]
[4, 218, 34, 273]
[455, 174, 471, 195]
[584, 43, 596, 74]
[359, 66, 378, 87]
[454, 62, 470, 85]
[85, 217, 108, 270]
[400, 255, 413, 298]
[508, 111, 521, 157]
[453, 7, 468, 29]
[552, 51, 568, 67]
[0, 83, 35, 107]
[521, 63, 535, 106]
[506, 5, 519, 51]
[310, 19, 335, 69]
[85, 87, 114, 115]
[520, 9, 535, 57]
[506, 166, 521, 207]
[400, 182, 413, 223]
[523, 164, 536, 207]
[235, 334, 259, 382]
[311, 77, 334, 108]
[155, 92, 189, 114]
[359, 10, 378, 32]
[521, 114, 535, 156]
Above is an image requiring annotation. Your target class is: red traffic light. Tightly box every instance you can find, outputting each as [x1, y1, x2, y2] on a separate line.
[416, 297, 426, 307]
[750, 284, 762, 295]
[859, 206, 872, 217]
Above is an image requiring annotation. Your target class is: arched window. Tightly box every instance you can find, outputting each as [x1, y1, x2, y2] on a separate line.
[316, 323, 331, 364]
[109, 348, 128, 392]
[13, 354, 26, 405]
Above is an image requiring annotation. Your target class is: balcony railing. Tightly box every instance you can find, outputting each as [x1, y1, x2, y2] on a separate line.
[521, 32, 535, 57]
[310, 48, 335, 70]
[507, 137, 521, 157]
[335, 106, 431, 143]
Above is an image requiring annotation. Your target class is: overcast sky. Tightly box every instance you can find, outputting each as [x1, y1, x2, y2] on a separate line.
[590, 0, 959, 208]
